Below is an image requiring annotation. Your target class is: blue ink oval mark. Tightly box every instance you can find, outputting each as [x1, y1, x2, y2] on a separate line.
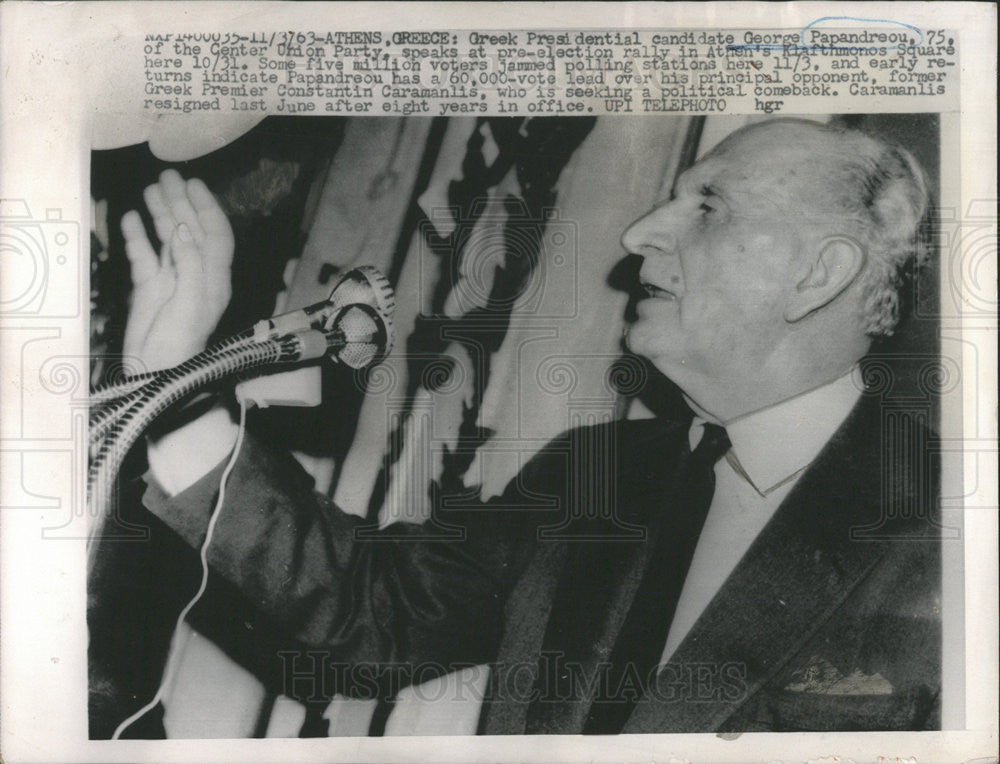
[801, 16, 924, 48]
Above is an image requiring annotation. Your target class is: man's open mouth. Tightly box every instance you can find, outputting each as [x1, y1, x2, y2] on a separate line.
[641, 282, 678, 300]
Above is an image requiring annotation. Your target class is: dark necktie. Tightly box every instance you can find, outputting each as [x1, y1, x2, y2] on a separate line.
[584, 422, 731, 734]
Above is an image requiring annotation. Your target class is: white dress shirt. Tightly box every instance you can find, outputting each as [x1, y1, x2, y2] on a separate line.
[660, 367, 863, 663]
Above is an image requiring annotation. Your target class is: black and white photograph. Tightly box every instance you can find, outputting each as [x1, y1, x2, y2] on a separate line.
[0, 3, 995, 763]
[86, 112, 952, 738]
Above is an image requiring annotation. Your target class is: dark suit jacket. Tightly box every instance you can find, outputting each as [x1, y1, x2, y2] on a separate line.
[139, 390, 942, 733]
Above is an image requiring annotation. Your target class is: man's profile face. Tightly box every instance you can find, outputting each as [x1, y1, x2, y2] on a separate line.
[622, 123, 833, 408]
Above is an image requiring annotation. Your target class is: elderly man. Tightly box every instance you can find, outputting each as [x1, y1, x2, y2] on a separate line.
[119, 118, 940, 734]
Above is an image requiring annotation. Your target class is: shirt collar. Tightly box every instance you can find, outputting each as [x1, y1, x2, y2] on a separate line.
[689, 367, 863, 495]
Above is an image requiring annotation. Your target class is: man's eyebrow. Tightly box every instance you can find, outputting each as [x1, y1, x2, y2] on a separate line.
[668, 164, 725, 202]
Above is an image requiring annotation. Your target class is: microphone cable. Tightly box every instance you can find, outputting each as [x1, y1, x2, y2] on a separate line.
[110, 397, 250, 740]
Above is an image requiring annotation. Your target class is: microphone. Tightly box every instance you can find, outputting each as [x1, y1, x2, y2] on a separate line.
[253, 265, 395, 358]
[235, 266, 395, 407]
[323, 302, 393, 368]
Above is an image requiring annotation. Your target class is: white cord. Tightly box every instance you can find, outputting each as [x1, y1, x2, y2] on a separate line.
[111, 399, 249, 740]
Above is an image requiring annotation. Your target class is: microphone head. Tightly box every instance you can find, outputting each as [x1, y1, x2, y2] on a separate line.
[325, 266, 395, 368]
[332, 304, 383, 369]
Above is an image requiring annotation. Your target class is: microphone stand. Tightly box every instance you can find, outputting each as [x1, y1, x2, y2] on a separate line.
[86, 266, 395, 577]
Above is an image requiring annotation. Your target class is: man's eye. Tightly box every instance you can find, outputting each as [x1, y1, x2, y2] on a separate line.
[699, 201, 714, 215]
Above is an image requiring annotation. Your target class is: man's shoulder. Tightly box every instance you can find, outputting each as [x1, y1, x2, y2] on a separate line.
[545, 415, 690, 472]
[506, 415, 689, 504]
[557, 414, 688, 447]
[807, 390, 939, 499]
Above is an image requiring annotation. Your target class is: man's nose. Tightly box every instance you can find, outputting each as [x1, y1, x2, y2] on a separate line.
[620, 206, 680, 258]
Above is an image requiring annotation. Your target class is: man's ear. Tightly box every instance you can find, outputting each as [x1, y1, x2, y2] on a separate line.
[784, 236, 866, 323]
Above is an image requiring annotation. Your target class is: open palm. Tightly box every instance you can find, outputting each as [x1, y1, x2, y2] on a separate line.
[121, 170, 234, 373]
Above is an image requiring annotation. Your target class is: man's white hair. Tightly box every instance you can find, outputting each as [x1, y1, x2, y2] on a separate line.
[819, 123, 932, 337]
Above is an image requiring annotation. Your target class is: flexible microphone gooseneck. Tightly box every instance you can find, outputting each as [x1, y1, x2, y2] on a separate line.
[87, 266, 396, 567]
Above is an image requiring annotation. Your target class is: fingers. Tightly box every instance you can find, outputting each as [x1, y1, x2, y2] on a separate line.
[142, 169, 201, 257]
[160, 170, 206, 245]
[141, 182, 175, 268]
[121, 209, 160, 285]
[170, 223, 202, 287]
[138, 170, 233, 315]
[142, 171, 234, 268]
[186, 177, 234, 270]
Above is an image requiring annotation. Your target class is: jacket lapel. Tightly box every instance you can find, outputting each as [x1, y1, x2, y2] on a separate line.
[624, 394, 896, 733]
[479, 417, 689, 734]
[522, 418, 689, 733]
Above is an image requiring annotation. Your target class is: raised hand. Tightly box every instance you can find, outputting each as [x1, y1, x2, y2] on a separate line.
[121, 170, 234, 373]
